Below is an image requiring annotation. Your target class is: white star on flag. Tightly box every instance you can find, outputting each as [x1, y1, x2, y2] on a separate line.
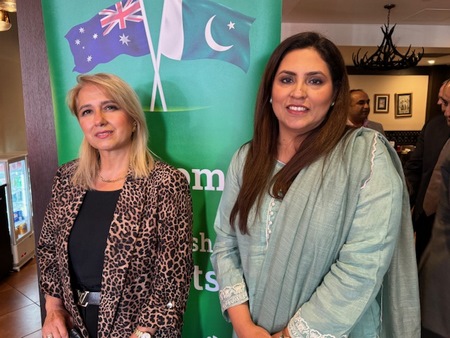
[119, 34, 131, 45]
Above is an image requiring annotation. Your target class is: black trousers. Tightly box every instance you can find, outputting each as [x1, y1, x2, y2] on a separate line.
[414, 213, 435, 263]
[78, 305, 99, 338]
[422, 326, 446, 338]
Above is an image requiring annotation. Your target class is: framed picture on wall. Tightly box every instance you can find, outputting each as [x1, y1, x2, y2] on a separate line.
[374, 94, 389, 113]
[395, 93, 412, 118]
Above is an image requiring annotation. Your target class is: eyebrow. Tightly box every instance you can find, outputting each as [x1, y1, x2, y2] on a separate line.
[77, 100, 117, 112]
[277, 70, 326, 77]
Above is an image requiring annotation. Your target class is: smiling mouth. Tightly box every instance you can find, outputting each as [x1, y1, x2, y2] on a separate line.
[96, 131, 113, 137]
[288, 105, 308, 112]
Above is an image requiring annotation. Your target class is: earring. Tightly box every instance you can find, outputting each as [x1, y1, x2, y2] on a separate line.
[331, 101, 335, 107]
[132, 122, 137, 132]
[269, 97, 273, 104]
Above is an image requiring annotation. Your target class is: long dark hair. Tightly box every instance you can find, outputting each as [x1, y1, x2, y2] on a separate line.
[230, 32, 350, 234]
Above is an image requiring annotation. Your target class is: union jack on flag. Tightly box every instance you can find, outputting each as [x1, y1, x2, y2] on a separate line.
[65, 0, 150, 73]
[100, 0, 145, 36]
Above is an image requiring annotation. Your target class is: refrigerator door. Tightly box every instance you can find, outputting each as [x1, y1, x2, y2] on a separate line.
[9, 158, 33, 243]
[0, 153, 35, 270]
[0, 162, 6, 186]
[0, 184, 13, 279]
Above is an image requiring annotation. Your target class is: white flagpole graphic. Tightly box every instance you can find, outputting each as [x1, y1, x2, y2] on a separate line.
[152, 0, 183, 111]
[138, 0, 167, 111]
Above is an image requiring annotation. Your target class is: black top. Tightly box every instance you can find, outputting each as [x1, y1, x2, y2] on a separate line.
[69, 189, 121, 291]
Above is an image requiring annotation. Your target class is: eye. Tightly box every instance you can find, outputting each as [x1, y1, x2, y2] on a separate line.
[443, 99, 449, 107]
[104, 104, 119, 111]
[79, 109, 92, 117]
[280, 76, 294, 84]
[308, 78, 323, 85]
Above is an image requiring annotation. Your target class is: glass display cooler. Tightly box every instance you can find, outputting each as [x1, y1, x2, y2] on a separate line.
[0, 184, 13, 278]
[0, 152, 35, 271]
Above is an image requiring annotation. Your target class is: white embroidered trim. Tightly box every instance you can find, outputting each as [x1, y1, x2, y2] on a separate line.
[289, 309, 348, 338]
[265, 197, 276, 248]
[361, 134, 377, 190]
[379, 284, 383, 333]
[219, 282, 248, 312]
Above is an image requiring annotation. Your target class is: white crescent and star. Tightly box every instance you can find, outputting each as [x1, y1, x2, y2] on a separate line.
[205, 15, 234, 52]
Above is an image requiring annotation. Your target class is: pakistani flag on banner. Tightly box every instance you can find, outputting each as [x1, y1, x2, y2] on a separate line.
[158, 0, 255, 72]
[41, 0, 282, 336]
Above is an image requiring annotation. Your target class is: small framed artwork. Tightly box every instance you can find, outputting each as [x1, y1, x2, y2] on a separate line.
[374, 94, 389, 113]
[395, 93, 412, 118]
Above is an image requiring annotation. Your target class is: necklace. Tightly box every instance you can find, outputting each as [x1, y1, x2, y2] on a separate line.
[98, 174, 127, 183]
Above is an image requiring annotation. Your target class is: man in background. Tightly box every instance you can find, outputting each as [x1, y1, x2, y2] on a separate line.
[404, 79, 450, 262]
[348, 89, 385, 135]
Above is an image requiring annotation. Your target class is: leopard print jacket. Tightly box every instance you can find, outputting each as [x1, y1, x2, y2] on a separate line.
[37, 160, 194, 337]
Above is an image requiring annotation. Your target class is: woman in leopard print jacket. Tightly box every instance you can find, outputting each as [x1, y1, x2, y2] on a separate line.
[38, 73, 194, 338]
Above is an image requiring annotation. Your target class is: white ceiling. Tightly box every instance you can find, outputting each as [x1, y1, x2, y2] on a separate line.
[282, 0, 450, 25]
[282, 0, 450, 66]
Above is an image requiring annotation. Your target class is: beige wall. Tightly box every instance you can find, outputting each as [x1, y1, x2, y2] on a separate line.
[0, 12, 26, 153]
[349, 75, 429, 131]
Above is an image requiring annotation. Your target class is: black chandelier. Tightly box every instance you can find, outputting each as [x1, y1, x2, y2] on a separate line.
[352, 4, 424, 70]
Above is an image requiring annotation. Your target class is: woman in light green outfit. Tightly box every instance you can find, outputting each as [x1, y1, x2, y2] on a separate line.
[211, 32, 420, 338]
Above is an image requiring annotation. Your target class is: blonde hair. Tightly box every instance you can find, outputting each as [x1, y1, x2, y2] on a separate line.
[67, 73, 154, 189]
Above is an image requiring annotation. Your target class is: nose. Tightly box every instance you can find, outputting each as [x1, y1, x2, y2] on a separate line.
[290, 82, 306, 98]
[93, 110, 107, 126]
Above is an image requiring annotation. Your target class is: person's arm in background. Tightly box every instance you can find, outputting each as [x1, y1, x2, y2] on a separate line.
[404, 125, 425, 206]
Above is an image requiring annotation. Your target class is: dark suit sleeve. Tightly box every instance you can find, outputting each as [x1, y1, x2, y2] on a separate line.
[404, 126, 425, 205]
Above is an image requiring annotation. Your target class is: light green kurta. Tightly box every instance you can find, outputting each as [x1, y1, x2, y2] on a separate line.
[211, 128, 420, 337]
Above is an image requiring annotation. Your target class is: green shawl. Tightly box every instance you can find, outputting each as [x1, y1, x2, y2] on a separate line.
[251, 129, 420, 337]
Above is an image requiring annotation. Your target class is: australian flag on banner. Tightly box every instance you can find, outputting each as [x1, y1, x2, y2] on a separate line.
[158, 0, 255, 73]
[65, 0, 150, 73]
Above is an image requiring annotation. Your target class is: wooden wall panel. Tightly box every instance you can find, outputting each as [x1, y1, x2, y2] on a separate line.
[16, 0, 58, 322]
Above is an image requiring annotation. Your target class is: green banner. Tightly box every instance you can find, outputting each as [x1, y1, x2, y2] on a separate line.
[41, 0, 281, 336]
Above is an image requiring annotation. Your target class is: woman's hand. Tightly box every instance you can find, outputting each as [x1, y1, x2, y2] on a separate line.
[128, 326, 156, 338]
[228, 303, 271, 338]
[42, 295, 73, 338]
[236, 324, 271, 338]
